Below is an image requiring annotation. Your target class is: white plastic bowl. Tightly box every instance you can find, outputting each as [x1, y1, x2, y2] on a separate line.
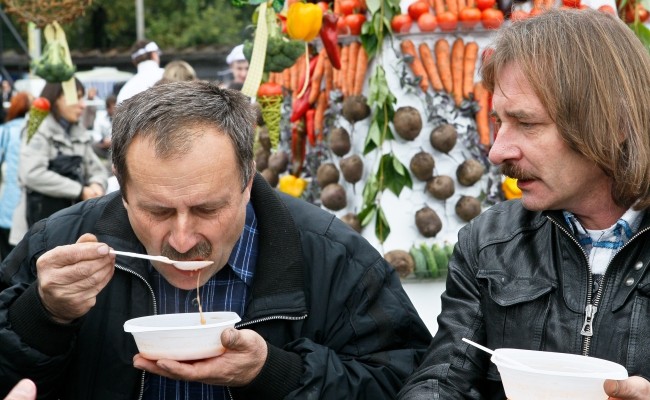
[492, 348, 628, 400]
[124, 311, 241, 361]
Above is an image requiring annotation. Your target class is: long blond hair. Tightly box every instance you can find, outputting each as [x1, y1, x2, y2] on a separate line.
[482, 9, 650, 209]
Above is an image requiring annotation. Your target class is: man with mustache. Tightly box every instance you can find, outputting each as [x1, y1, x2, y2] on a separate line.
[0, 81, 431, 399]
[400, 9, 650, 400]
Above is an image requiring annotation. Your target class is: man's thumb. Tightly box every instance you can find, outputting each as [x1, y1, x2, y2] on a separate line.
[76, 233, 98, 244]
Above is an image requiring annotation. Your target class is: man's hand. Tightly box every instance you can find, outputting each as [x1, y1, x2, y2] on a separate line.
[37, 234, 115, 324]
[605, 376, 650, 399]
[3, 379, 36, 400]
[133, 328, 268, 387]
[81, 183, 104, 200]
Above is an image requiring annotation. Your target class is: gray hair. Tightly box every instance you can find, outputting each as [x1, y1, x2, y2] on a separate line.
[112, 80, 256, 198]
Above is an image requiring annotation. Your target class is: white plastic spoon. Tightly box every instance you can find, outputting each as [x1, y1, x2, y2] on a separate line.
[109, 250, 214, 271]
[462, 337, 534, 371]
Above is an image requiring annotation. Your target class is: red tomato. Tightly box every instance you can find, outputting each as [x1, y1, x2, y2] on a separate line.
[337, 15, 350, 34]
[475, 0, 496, 11]
[510, 9, 529, 20]
[257, 82, 283, 97]
[317, 1, 330, 12]
[437, 11, 458, 31]
[417, 12, 438, 31]
[481, 8, 504, 29]
[625, 3, 650, 22]
[598, 4, 616, 14]
[459, 7, 481, 28]
[339, 0, 360, 15]
[391, 14, 414, 33]
[32, 97, 51, 111]
[408, 1, 431, 22]
[562, 0, 581, 8]
[345, 13, 366, 35]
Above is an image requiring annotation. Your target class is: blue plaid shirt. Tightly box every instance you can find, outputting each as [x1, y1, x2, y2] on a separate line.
[143, 201, 258, 400]
[563, 207, 643, 289]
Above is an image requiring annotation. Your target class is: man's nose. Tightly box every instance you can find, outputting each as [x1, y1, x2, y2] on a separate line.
[488, 125, 519, 165]
[168, 213, 199, 254]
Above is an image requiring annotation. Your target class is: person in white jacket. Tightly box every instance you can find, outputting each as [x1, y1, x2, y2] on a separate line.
[116, 40, 164, 104]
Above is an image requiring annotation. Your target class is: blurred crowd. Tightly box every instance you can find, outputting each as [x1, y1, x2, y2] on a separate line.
[0, 40, 249, 262]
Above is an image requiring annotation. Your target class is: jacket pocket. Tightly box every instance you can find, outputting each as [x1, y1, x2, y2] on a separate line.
[477, 271, 555, 379]
[626, 281, 650, 376]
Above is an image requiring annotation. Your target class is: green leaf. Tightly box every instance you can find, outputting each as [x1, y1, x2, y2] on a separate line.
[363, 119, 382, 154]
[360, 34, 379, 59]
[392, 154, 407, 176]
[631, 21, 650, 52]
[366, 0, 382, 15]
[379, 154, 413, 196]
[375, 206, 391, 243]
[358, 204, 377, 227]
[362, 174, 379, 205]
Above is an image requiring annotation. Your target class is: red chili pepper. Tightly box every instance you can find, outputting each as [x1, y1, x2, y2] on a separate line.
[306, 109, 316, 146]
[290, 85, 312, 122]
[319, 12, 341, 70]
[296, 55, 320, 97]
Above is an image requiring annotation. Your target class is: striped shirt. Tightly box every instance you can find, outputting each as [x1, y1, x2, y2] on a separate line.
[563, 208, 643, 286]
[143, 202, 258, 400]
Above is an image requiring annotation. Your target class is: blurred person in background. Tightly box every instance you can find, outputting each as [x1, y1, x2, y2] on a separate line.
[9, 78, 107, 245]
[81, 87, 99, 131]
[92, 94, 116, 162]
[226, 44, 248, 87]
[0, 92, 31, 261]
[116, 40, 164, 104]
[160, 60, 197, 83]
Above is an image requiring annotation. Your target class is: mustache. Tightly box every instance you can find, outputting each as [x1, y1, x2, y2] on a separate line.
[161, 241, 212, 261]
[499, 163, 535, 181]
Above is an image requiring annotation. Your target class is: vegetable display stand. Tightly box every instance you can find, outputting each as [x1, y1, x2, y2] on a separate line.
[238, 0, 618, 281]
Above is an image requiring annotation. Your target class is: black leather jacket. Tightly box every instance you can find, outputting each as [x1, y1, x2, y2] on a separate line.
[399, 200, 650, 399]
[0, 175, 432, 399]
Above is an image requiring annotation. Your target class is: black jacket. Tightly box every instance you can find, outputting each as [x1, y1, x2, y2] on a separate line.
[399, 200, 650, 399]
[0, 175, 432, 399]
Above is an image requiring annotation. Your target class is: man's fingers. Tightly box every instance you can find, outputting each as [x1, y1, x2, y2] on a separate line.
[222, 328, 242, 350]
[76, 233, 98, 244]
[4, 379, 37, 400]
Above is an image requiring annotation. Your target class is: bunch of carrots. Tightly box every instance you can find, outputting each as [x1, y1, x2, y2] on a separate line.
[400, 38, 491, 146]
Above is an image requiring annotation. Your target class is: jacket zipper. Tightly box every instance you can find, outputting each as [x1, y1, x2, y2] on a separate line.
[114, 263, 157, 400]
[549, 217, 650, 355]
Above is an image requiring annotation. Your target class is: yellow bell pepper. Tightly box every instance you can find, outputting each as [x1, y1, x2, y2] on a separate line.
[502, 177, 522, 200]
[286, 3, 323, 42]
[279, 175, 308, 197]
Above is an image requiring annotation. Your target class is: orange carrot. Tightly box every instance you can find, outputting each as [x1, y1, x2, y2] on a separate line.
[290, 55, 303, 93]
[334, 0, 341, 15]
[401, 39, 430, 92]
[314, 91, 328, 142]
[309, 50, 325, 104]
[324, 55, 334, 98]
[282, 68, 291, 92]
[466, 0, 475, 7]
[353, 45, 368, 96]
[346, 41, 360, 97]
[339, 44, 349, 93]
[451, 38, 465, 106]
[462, 41, 479, 100]
[434, 0, 446, 16]
[418, 43, 443, 92]
[435, 38, 453, 93]
[446, 0, 458, 16]
[475, 81, 491, 146]
[457, 0, 466, 13]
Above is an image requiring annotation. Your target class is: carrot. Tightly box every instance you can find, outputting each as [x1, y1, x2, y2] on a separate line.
[434, 0, 446, 16]
[400, 39, 430, 92]
[324, 54, 334, 98]
[466, 0, 475, 7]
[334, 0, 341, 15]
[533, 0, 544, 9]
[282, 67, 291, 92]
[353, 45, 368, 96]
[446, 0, 458, 16]
[457, 0, 466, 13]
[309, 50, 325, 104]
[435, 38, 453, 93]
[451, 38, 465, 106]
[418, 43, 443, 92]
[462, 41, 479, 100]
[346, 41, 360, 97]
[475, 81, 491, 146]
[339, 44, 349, 93]
[290, 55, 303, 93]
[543, 0, 553, 9]
[314, 90, 328, 142]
